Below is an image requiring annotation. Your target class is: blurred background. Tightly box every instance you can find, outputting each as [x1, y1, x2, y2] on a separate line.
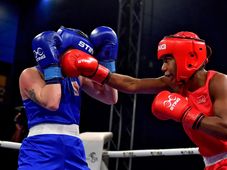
[0, 0, 227, 169]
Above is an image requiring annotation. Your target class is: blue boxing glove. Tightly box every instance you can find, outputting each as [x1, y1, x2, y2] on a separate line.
[89, 26, 118, 72]
[32, 31, 63, 84]
[57, 26, 94, 56]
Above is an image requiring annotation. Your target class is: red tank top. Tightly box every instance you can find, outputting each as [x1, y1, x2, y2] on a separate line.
[183, 70, 227, 156]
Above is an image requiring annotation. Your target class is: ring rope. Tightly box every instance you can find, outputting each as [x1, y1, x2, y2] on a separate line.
[103, 147, 199, 158]
[0, 140, 199, 158]
[0, 141, 21, 150]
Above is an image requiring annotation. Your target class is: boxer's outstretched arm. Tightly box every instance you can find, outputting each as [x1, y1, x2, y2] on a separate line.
[106, 73, 168, 94]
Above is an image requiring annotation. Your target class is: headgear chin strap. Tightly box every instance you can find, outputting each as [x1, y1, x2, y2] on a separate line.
[157, 31, 207, 83]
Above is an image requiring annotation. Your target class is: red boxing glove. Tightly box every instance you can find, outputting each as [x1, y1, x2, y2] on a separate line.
[60, 49, 110, 84]
[151, 91, 205, 129]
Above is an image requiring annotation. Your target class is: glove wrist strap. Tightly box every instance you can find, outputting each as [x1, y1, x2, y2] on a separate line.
[89, 65, 110, 85]
[99, 61, 116, 72]
[182, 107, 205, 129]
[44, 65, 62, 84]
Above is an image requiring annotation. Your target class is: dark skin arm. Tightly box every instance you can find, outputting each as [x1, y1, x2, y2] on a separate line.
[108, 72, 227, 140]
[107, 73, 171, 94]
[199, 72, 227, 140]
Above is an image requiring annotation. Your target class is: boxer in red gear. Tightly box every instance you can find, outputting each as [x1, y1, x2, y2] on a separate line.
[90, 31, 227, 170]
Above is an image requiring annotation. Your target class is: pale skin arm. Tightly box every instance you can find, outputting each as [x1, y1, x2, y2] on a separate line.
[19, 67, 61, 111]
[199, 72, 227, 140]
[80, 76, 118, 105]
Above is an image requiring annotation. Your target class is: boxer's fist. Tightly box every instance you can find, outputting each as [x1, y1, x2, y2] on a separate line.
[32, 31, 62, 68]
[151, 91, 205, 129]
[61, 49, 110, 84]
[90, 26, 118, 72]
[32, 31, 63, 83]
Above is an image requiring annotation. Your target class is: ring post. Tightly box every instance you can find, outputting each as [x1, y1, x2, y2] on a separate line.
[79, 132, 113, 170]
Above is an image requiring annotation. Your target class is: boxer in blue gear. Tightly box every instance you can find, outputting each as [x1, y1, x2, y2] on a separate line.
[18, 26, 118, 170]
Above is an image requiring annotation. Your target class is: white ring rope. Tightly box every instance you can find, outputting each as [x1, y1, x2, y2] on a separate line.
[103, 147, 199, 158]
[0, 141, 21, 150]
[0, 140, 199, 158]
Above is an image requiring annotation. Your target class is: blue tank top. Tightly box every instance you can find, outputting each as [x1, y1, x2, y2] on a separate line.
[23, 75, 82, 129]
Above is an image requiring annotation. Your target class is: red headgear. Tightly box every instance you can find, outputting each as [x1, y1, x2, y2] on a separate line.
[157, 31, 207, 82]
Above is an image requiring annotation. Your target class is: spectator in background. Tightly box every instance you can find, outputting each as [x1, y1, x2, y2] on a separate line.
[11, 106, 28, 143]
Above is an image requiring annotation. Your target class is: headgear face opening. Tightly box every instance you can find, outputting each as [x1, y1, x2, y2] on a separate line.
[157, 31, 207, 82]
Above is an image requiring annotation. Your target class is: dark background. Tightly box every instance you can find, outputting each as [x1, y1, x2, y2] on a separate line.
[0, 0, 227, 169]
